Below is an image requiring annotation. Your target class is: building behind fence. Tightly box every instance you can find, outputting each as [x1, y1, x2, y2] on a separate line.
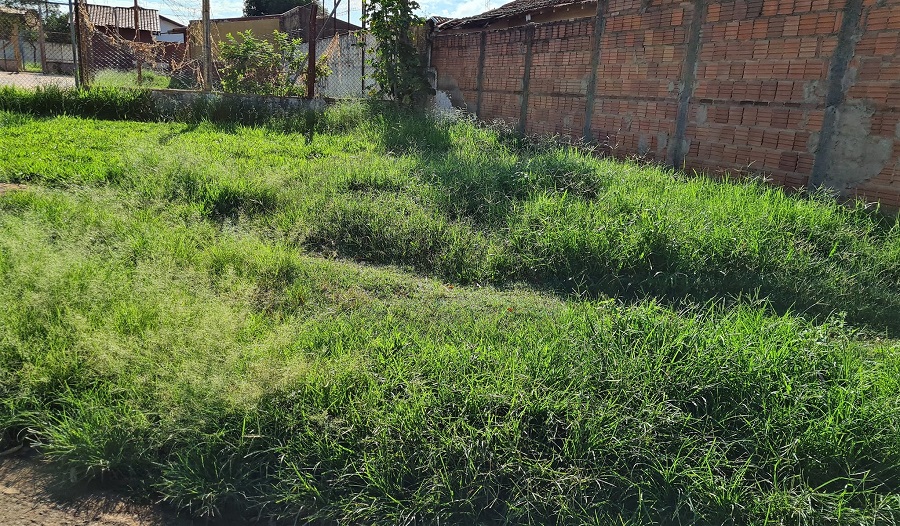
[0, 0, 368, 98]
[1, 3, 75, 82]
[429, 0, 900, 207]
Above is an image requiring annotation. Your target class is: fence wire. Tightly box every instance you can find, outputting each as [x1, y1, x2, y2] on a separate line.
[76, 2, 201, 90]
[304, 30, 371, 99]
[0, 1, 76, 89]
[1, 0, 379, 100]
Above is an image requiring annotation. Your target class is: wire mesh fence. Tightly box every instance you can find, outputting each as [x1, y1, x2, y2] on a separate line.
[303, 30, 371, 99]
[0, 1, 76, 88]
[76, 2, 201, 90]
[1, 0, 384, 100]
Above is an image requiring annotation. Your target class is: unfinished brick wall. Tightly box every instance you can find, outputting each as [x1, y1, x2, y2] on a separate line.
[528, 19, 593, 136]
[431, 0, 900, 207]
[482, 27, 529, 125]
[430, 31, 481, 113]
[839, 0, 900, 203]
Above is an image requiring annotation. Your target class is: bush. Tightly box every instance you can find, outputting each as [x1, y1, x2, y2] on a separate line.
[219, 30, 329, 97]
[0, 86, 318, 131]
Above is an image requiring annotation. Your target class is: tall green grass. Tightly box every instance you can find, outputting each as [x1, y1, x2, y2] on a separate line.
[1, 101, 897, 332]
[1, 102, 899, 524]
[91, 69, 173, 89]
[0, 86, 318, 127]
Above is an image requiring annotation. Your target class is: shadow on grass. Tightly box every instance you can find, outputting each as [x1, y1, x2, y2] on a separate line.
[307, 108, 900, 337]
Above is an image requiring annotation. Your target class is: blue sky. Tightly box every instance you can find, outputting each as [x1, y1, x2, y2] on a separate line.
[84, 0, 493, 26]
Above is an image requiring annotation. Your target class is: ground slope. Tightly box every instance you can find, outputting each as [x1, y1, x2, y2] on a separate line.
[0, 104, 899, 525]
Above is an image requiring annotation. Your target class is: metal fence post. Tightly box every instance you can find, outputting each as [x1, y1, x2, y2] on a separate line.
[202, 0, 211, 91]
[306, 3, 317, 99]
[360, 0, 366, 96]
[69, 0, 80, 88]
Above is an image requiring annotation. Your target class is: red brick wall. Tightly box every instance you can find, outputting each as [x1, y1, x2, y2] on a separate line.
[431, 31, 481, 113]
[844, 0, 900, 205]
[430, 0, 900, 207]
[686, 0, 841, 188]
[482, 27, 529, 125]
[593, 0, 690, 160]
[528, 19, 593, 136]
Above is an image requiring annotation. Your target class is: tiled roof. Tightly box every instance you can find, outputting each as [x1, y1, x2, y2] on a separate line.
[438, 0, 591, 29]
[85, 4, 160, 33]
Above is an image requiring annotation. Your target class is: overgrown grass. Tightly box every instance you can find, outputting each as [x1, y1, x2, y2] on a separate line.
[91, 69, 173, 89]
[0, 85, 318, 128]
[1, 101, 899, 524]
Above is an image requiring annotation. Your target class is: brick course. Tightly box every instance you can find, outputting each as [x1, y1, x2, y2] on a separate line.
[431, 0, 900, 207]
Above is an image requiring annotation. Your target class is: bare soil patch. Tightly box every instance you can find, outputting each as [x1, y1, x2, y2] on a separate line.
[0, 451, 228, 526]
[0, 183, 27, 195]
[0, 71, 76, 89]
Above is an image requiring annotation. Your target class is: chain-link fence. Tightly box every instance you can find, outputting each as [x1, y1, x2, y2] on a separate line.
[2, 0, 383, 100]
[1, 1, 76, 89]
[75, 2, 200, 90]
[302, 30, 371, 99]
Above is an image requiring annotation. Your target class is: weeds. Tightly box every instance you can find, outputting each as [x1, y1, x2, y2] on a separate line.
[0, 102, 899, 524]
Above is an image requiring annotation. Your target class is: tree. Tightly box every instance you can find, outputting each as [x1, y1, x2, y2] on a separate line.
[364, 0, 432, 105]
[42, 9, 70, 43]
[0, 1, 69, 43]
[244, 0, 321, 17]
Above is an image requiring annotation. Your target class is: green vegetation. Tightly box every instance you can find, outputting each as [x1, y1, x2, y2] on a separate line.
[219, 30, 329, 98]
[23, 62, 42, 73]
[0, 85, 315, 125]
[364, 0, 432, 104]
[0, 99, 899, 524]
[91, 69, 173, 89]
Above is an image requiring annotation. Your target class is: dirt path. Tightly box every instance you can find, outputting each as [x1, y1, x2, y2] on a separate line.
[0, 184, 27, 195]
[0, 71, 76, 89]
[0, 453, 209, 526]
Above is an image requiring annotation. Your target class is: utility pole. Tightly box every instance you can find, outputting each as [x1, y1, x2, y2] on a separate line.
[202, 0, 212, 90]
[37, 9, 47, 73]
[360, 0, 365, 96]
[134, 0, 142, 84]
[306, 3, 316, 98]
[69, 0, 80, 87]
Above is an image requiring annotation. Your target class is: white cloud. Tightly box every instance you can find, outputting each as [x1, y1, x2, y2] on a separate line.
[418, 0, 491, 18]
[450, 0, 489, 17]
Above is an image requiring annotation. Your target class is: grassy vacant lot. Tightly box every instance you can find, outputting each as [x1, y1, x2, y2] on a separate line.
[1, 100, 899, 524]
[91, 69, 173, 89]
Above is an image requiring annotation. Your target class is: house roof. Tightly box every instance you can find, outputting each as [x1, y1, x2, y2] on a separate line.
[438, 0, 592, 29]
[85, 4, 160, 33]
[158, 14, 185, 28]
[189, 4, 360, 33]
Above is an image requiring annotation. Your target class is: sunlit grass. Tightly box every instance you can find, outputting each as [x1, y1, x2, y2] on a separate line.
[0, 101, 899, 524]
[91, 68, 172, 89]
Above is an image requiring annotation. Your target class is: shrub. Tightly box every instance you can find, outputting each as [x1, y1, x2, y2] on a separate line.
[219, 30, 329, 97]
[364, 0, 432, 105]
